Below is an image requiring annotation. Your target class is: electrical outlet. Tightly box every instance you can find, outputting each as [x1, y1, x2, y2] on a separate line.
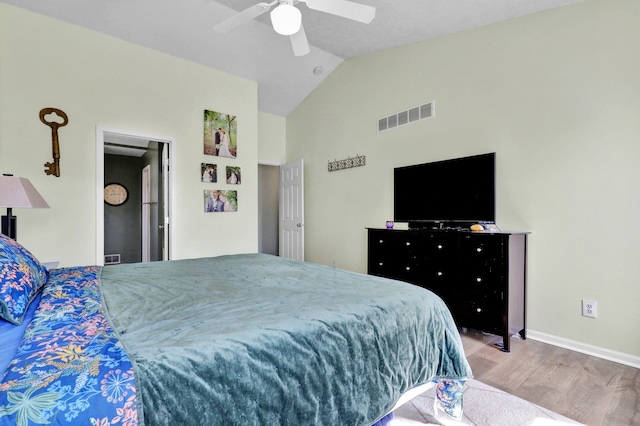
[582, 300, 597, 318]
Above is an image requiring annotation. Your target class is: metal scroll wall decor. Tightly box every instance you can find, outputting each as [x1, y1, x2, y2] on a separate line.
[328, 154, 366, 172]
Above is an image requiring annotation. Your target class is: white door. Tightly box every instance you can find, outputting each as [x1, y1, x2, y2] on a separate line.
[279, 159, 304, 261]
[141, 165, 151, 262]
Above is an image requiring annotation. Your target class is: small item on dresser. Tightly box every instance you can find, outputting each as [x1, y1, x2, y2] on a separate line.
[470, 224, 484, 232]
[386, 221, 394, 229]
[485, 223, 501, 232]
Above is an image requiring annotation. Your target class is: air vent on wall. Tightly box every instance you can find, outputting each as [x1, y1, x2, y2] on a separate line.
[378, 100, 435, 133]
[104, 254, 121, 265]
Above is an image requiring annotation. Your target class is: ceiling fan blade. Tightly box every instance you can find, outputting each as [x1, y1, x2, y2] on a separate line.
[301, 0, 375, 24]
[213, 3, 272, 34]
[290, 24, 310, 56]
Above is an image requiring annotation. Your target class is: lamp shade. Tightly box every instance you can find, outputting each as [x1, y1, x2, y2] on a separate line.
[270, 4, 302, 36]
[0, 176, 49, 209]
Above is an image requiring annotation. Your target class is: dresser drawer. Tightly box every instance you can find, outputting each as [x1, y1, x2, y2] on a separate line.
[368, 230, 425, 283]
[459, 234, 504, 266]
[455, 296, 502, 335]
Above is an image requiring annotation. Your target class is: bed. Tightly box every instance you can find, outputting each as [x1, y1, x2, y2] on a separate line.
[0, 234, 472, 425]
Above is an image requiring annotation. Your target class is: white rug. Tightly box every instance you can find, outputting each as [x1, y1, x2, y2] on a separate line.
[390, 379, 584, 426]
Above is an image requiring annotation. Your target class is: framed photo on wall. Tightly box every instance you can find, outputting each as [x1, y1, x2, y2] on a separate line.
[204, 189, 237, 212]
[201, 163, 217, 182]
[204, 110, 237, 158]
[226, 166, 241, 184]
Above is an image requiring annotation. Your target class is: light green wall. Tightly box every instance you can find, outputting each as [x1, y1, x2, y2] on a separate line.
[0, 4, 259, 266]
[258, 112, 287, 165]
[2, 0, 638, 361]
[287, 0, 640, 358]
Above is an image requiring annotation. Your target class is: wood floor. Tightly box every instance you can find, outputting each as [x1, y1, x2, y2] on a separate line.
[460, 329, 640, 425]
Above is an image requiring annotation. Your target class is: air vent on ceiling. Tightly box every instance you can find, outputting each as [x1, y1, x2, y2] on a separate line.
[378, 100, 435, 133]
[104, 254, 121, 265]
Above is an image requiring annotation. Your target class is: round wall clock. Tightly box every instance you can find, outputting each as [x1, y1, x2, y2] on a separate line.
[104, 183, 129, 206]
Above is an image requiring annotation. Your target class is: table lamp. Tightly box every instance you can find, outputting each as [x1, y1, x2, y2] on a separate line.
[0, 174, 50, 240]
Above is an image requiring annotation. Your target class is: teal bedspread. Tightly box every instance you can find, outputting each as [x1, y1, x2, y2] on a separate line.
[100, 254, 472, 425]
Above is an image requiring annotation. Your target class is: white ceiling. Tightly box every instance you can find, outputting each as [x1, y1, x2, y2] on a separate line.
[104, 134, 152, 157]
[3, 0, 582, 117]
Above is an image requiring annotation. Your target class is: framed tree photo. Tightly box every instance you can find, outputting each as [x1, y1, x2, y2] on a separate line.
[204, 110, 237, 158]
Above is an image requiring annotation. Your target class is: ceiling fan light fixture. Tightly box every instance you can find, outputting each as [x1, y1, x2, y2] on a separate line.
[271, 3, 302, 36]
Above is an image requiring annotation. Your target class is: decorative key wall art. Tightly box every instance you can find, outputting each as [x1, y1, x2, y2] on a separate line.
[40, 108, 68, 177]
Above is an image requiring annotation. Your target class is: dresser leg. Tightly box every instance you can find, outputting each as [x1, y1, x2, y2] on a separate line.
[492, 335, 511, 352]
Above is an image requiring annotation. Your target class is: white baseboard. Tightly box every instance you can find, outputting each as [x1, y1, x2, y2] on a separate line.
[527, 329, 640, 369]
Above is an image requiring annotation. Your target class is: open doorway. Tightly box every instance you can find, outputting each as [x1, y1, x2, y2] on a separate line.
[96, 127, 175, 266]
[258, 164, 279, 255]
[258, 160, 305, 260]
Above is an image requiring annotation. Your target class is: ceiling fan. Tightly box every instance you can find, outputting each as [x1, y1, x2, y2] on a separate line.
[213, 0, 376, 57]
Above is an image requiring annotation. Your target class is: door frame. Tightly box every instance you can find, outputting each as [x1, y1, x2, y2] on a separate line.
[96, 126, 176, 265]
[141, 164, 151, 262]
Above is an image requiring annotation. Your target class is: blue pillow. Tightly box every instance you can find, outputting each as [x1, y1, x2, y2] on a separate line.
[0, 233, 48, 325]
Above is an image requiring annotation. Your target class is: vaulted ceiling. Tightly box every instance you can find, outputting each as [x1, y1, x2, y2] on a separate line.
[2, 0, 582, 116]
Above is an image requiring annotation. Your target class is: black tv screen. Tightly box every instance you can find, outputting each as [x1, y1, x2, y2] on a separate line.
[394, 153, 496, 225]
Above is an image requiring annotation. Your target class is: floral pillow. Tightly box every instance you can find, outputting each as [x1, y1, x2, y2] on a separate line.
[0, 233, 48, 324]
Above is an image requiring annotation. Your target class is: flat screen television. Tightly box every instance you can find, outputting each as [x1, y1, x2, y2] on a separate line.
[394, 153, 495, 228]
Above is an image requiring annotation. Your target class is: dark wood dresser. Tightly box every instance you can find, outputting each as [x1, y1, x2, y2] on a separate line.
[367, 228, 529, 352]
